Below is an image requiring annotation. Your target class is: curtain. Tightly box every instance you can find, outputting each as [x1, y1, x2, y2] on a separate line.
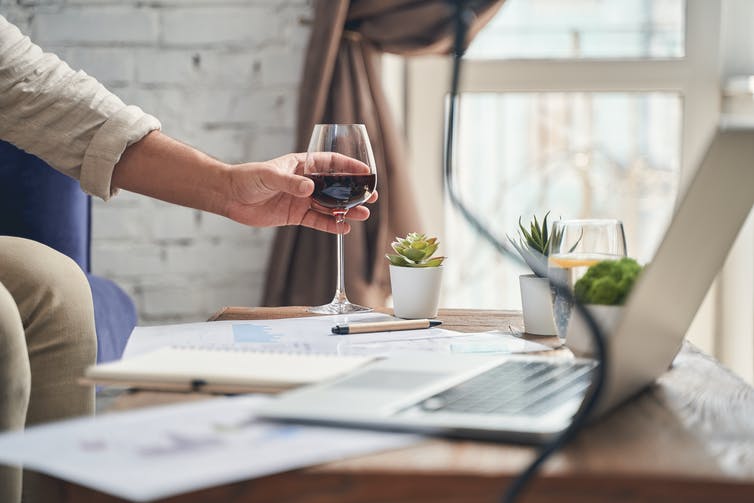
[263, 0, 505, 308]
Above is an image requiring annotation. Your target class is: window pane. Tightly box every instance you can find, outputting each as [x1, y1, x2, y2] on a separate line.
[467, 0, 685, 60]
[444, 92, 681, 310]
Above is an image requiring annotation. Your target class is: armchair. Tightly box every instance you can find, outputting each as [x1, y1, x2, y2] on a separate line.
[0, 140, 137, 363]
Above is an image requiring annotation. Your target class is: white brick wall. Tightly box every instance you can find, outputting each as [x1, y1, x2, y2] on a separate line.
[6, 0, 312, 322]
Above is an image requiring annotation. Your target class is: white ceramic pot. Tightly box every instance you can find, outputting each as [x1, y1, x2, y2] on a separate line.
[389, 265, 443, 319]
[519, 274, 558, 336]
[566, 304, 624, 357]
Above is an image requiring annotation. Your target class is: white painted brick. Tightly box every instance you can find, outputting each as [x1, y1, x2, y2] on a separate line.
[258, 47, 304, 87]
[140, 281, 205, 320]
[140, 88, 201, 135]
[276, 3, 312, 49]
[67, 0, 264, 5]
[108, 87, 196, 143]
[163, 239, 267, 275]
[65, 0, 125, 4]
[91, 205, 150, 241]
[197, 211, 255, 239]
[109, 86, 167, 118]
[64, 47, 134, 84]
[248, 130, 295, 160]
[201, 279, 262, 312]
[92, 243, 164, 277]
[160, 242, 211, 275]
[33, 9, 159, 45]
[134, 49, 197, 85]
[161, 7, 273, 47]
[18, 0, 62, 6]
[196, 50, 261, 87]
[182, 128, 248, 163]
[150, 205, 200, 241]
[189, 90, 295, 128]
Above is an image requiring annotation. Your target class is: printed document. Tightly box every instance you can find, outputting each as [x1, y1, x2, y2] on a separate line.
[0, 395, 419, 502]
[124, 313, 550, 359]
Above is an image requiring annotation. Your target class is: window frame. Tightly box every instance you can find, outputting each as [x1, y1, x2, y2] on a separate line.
[401, 0, 732, 362]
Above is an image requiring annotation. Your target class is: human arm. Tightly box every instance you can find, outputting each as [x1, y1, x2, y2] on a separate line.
[0, 15, 375, 233]
[0, 15, 160, 199]
[112, 131, 377, 234]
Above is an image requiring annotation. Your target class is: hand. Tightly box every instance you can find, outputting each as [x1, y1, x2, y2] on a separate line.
[223, 153, 378, 234]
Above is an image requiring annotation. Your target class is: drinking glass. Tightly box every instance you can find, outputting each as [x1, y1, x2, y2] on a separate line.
[305, 124, 377, 314]
[547, 219, 627, 339]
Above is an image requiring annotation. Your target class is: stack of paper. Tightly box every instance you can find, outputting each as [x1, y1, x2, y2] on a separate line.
[0, 396, 420, 501]
[84, 347, 374, 393]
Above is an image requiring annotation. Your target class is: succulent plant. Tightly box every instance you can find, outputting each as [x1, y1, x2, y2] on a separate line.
[507, 212, 563, 278]
[386, 232, 445, 268]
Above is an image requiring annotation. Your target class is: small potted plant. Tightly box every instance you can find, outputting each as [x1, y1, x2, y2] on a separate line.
[567, 257, 644, 355]
[508, 212, 561, 335]
[386, 233, 445, 319]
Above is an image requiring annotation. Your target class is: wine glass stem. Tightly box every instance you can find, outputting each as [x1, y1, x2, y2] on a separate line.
[333, 211, 348, 304]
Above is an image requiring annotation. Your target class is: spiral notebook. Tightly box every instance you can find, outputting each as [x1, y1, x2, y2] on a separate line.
[83, 347, 375, 394]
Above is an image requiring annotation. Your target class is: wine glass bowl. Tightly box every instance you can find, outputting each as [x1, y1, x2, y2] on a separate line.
[304, 124, 377, 315]
[306, 171, 376, 214]
[547, 219, 627, 340]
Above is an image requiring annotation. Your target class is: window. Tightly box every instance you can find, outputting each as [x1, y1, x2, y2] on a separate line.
[403, 0, 729, 361]
[448, 90, 681, 308]
[468, 0, 685, 60]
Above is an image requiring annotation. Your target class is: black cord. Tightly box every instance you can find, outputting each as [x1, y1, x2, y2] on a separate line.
[444, 3, 609, 502]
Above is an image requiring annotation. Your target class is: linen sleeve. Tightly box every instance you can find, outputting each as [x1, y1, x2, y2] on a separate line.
[0, 15, 161, 200]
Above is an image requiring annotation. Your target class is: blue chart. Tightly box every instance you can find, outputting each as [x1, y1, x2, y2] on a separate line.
[232, 324, 283, 344]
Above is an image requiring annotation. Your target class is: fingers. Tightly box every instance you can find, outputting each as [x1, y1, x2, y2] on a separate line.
[346, 205, 370, 221]
[300, 210, 352, 235]
[307, 202, 370, 221]
[330, 152, 372, 174]
[303, 152, 372, 174]
[259, 166, 313, 197]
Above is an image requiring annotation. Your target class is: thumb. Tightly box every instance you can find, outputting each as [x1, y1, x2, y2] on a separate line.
[259, 167, 313, 197]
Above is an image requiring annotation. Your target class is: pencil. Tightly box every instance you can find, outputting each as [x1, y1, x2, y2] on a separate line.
[331, 319, 442, 335]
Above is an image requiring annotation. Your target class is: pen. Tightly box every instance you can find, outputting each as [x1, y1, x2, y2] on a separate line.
[331, 319, 442, 335]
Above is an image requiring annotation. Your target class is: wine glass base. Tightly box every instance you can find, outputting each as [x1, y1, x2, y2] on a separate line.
[307, 302, 373, 315]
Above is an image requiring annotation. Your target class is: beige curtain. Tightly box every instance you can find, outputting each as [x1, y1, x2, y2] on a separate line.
[263, 0, 504, 307]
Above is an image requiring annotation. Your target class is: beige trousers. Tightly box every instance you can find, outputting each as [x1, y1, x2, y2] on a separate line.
[0, 237, 97, 503]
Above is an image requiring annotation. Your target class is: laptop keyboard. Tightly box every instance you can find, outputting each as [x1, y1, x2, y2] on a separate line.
[418, 360, 594, 416]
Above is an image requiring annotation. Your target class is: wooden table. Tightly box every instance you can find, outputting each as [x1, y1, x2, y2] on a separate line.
[64, 307, 754, 502]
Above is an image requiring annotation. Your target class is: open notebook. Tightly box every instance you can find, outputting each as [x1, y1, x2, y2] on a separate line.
[83, 347, 374, 394]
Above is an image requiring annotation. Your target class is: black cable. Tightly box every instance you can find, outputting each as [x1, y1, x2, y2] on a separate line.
[444, 2, 609, 502]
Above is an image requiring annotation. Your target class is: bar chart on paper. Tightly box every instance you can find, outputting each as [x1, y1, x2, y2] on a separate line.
[231, 324, 284, 344]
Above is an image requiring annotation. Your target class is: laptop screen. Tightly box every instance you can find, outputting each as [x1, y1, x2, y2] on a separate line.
[597, 126, 754, 414]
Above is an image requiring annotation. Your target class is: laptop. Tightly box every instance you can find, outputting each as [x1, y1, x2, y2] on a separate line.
[257, 126, 754, 443]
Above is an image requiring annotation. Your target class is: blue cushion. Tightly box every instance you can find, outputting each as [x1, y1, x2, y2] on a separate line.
[88, 275, 138, 362]
[0, 140, 89, 269]
[0, 140, 136, 362]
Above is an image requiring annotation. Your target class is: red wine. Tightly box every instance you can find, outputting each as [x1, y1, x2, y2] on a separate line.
[306, 173, 376, 210]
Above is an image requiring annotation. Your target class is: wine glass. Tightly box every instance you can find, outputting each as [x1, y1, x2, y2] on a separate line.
[305, 124, 377, 314]
[547, 219, 627, 340]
